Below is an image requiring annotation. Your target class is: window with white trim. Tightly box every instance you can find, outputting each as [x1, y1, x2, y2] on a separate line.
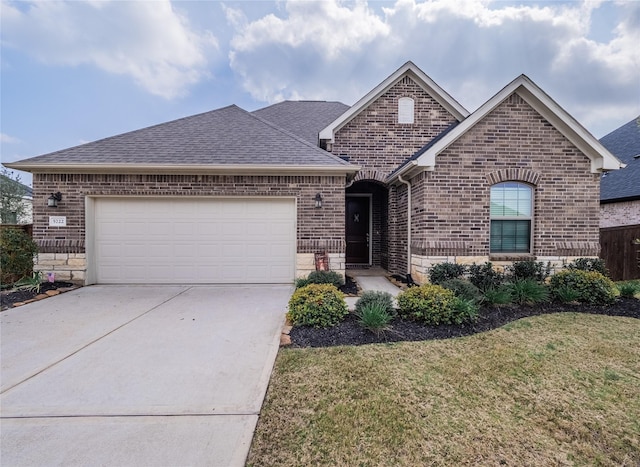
[490, 182, 533, 253]
[398, 97, 414, 124]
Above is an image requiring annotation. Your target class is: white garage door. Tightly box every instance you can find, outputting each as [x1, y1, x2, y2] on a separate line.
[94, 198, 296, 284]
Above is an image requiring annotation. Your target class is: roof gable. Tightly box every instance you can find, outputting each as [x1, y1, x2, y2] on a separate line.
[319, 61, 469, 142]
[6, 105, 358, 175]
[390, 75, 624, 181]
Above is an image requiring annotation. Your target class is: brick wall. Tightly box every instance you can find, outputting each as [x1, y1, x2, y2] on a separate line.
[600, 200, 640, 228]
[331, 76, 458, 177]
[32, 173, 346, 256]
[406, 93, 600, 263]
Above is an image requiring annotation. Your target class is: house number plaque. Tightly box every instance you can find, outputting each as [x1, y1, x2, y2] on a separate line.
[49, 216, 67, 227]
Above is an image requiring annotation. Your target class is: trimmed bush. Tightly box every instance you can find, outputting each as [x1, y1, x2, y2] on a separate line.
[429, 262, 466, 285]
[295, 277, 311, 288]
[550, 270, 616, 305]
[356, 302, 393, 335]
[355, 290, 395, 315]
[441, 278, 482, 304]
[507, 260, 551, 282]
[306, 270, 345, 288]
[468, 262, 504, 292]
[287, 284, 348, 328]
[565, 257, 609, 277]
[508, 279, 549, 305]
[1, 228, 38, 285]
[396, 284, 457, 325]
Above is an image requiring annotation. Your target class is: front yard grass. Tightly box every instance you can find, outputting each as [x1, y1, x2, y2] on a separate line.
[248, 313, 640, 466]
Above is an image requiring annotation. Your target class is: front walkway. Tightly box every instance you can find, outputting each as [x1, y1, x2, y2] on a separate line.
[345, 269, 403, 310]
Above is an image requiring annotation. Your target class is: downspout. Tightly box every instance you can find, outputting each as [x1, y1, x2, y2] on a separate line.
[397, 174, 414, 285]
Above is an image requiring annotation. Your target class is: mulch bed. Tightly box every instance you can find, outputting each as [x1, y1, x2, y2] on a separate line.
[290, 298, 640, 348]
[0, 281, 76, 311]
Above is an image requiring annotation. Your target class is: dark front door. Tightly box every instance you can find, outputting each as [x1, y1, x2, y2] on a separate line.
[346, 196, 370, 264]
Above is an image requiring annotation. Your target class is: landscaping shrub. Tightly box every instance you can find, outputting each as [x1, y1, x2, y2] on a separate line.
[550, 270, 616, 305]
[356, 302, 393, 335]
[482, 286, 513, 306]
[354, 290, 395, 315]
[617, 281, 639, 299]
[396, 284, 458, 325]
[306, 270, 345, 288]
[507, 260, 551, 282]
[429, 262, 466, 285]
[451, 297, 479, 324]
[565, 257, 609, 277]
[0, 228, 38, 285]
[294, 277, 310, 288]
[468, 262, 504, 291]
[508, 279, 549, 305]
[287, 284, 348, 328]
[553, 285, 582, 303]
[441, 278, 482, 304]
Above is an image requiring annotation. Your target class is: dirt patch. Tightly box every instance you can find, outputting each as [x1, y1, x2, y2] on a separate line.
[290, 298, 640, 348]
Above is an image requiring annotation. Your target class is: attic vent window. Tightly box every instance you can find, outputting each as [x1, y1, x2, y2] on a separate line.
[398, 97, 414, 124]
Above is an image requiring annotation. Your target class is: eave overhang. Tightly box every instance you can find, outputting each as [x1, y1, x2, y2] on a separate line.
[319, 61, 469, 143]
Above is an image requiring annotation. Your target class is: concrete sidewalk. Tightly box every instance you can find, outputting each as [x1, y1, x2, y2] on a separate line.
[1, 285, 291, 466]
[345, 272, 403, 310]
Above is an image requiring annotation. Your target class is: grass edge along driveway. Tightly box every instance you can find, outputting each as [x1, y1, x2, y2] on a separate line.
[248, 312, 640, 466]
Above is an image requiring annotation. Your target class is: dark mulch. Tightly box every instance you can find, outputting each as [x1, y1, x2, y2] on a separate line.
[0, 282, 76, 311]
[339, 274, 359, 296]
[290, 298, 640, 348]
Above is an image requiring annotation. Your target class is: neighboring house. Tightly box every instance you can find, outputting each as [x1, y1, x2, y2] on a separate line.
[0, 173, 33, 224]
[599, 116, 640, 228]
[598, 116, 640, 280]
[6, 62, 622, 284]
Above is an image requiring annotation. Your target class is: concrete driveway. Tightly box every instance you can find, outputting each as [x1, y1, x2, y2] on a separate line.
[1, 285, 292, 466]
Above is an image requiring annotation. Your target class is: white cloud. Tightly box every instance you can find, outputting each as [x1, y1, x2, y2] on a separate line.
[0, 133, 20, 144]
[1, 0, 218, 98]
[227, 0, 639, 136]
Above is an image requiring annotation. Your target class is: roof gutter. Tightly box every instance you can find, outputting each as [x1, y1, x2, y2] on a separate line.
[2, 163, 361, 176]
[398, 174, 413, 282]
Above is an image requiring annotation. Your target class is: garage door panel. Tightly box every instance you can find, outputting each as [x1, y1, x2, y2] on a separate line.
[95, 198, 295, 284]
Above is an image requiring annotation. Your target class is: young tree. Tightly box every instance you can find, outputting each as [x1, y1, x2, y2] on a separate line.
[0, 167, 29, 224]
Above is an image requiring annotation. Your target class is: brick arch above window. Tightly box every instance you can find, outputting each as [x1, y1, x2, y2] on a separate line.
[485, 169, 541, 186]
[351, 169, 388, 185]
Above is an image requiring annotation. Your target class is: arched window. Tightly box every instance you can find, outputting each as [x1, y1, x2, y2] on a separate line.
[398, 97, 414, 124]
[490, 182, 533, 253]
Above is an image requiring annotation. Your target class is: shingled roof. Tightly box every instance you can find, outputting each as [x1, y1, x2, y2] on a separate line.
[600, 116, 640, 202]
[252, 100, 350, 145]
[6, 105, 357, 175]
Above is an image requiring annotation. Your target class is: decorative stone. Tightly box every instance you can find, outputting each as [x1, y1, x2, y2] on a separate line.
[280, 334, 292, 346]
[12, 302, 25, 307]
[282, 325, 293, 335]
[35, 294, 49, 300]
[45, 290, 60, 296]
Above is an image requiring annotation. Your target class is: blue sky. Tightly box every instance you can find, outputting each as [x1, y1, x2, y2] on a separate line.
[2, 0, 639, 186]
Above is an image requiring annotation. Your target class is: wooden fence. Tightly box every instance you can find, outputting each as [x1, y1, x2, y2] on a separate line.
[600, 224, 640, 281]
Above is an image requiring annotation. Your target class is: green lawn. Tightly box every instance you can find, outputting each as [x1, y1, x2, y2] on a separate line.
[248, 313, 640, 466]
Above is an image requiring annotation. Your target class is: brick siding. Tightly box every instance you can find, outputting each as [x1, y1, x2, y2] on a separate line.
[600, 200, 640, 228]
[32, 173, 346, 255]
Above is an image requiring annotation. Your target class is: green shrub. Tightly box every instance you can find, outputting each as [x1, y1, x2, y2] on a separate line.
[565, 257, 609, 277]
[482, 286, 513, 306]
[306, 270, 345, 288]
[508, 279, 549, 305]
[0, 228, 38, 285]
[429, 262, 466, 285]
[294, 277, 310, 288]
[553, 285, 582, 303]
[550, 270, 616, 305]
[507, 260, 551, 282]
[356, 302, 393, 335]
[441, 278, 482, 304]
[396, 284, 457, 325]
[451, 297, 479, 324]
[468, 262, 504, 291]
[15, 271, 43, 293]
[355, 290, 395, 315]
[617, 281, 639, 299]
[287, 284, 348, 328]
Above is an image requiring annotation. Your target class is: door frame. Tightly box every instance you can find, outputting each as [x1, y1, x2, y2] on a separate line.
[345, 194, 372, 265]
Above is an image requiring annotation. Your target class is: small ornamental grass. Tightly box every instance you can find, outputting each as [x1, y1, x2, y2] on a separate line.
[482, 285, 513, 306]
[507, 279, 549, 305]
[617, 281, 640, 299]
[354, 290, 395, 315]
[356, 302, 394, 335]
[397, 283, 476, 325]
[287, 284, 348, 328]
[550, 269, 617, 306]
